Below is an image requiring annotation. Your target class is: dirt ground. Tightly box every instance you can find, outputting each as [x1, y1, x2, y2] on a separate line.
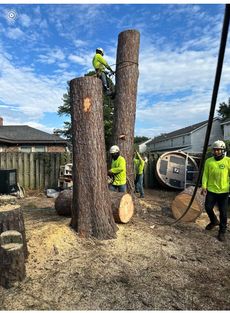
[0, 188, 230, 310]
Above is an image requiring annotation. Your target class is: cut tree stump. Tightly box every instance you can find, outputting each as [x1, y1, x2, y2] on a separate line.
[0, 204, 28, 258]
[171, 186, 204, 222]
[55, 190, 72, 217]
[0, 195, 17, 206]
[0, 230, 26, 288]
[110, 191, 134, 223]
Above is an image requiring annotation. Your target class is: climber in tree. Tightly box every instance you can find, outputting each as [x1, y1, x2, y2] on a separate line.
[92, 47, 115, 96]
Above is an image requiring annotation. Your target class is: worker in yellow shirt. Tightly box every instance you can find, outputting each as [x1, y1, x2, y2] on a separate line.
[134, 150, 145, 198]
[92, 48, 115, 96]
[201, 140, 230, 242]
[108, 145, 126, 192]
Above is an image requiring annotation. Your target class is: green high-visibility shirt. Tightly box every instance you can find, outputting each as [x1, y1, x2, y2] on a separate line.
[134, 157, 145, 175]
[110, 156, 126, 186]
[202, 156, 230, 193]
[92, 53, 112, 72]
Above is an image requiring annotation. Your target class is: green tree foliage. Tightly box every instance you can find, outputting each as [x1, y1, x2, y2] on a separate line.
[133, 136, 150, 152]
[134, 136, 150, 144]
[217, 97, 230, 120]
[56, 72, 115, 150]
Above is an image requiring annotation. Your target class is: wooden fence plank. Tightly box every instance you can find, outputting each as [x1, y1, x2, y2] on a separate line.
[0, 152, 71, 190]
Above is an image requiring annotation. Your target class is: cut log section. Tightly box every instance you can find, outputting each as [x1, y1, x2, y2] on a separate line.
[110, 192, 134, 223]
[55, 190, 72, 217]
[55, 190, 134, 224]
[0, 204, 28, 258]
[171, 186, 204, 222]
[0, 230, 26, 288]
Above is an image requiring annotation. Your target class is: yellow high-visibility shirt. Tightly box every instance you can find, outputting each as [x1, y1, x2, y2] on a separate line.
[202, 156, 230, 193]
[92, 53, 112, 72]
[110, 156, 126, 186]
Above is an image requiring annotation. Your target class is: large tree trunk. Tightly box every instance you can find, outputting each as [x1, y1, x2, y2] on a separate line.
[0, 204, 28, 258]
[70, 76, 118, 240]
[112, 30, 140, 191]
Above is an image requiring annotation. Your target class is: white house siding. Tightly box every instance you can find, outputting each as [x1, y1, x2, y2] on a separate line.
[148, 133, 191, 152]
[191, 120, 223, 153]
[223, 123, 230, 140]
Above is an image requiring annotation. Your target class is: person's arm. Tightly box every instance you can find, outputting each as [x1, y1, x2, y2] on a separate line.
[135, 151, 145, 167]
[201, 160, 208, 195]
[109, 157, 125, 174]
[98, 54, 113, 71]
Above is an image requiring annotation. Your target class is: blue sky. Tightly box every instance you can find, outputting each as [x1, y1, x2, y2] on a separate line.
[0, 3, 229, 138]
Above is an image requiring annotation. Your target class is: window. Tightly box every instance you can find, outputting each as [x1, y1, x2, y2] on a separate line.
[34, 146, 46, 152]
[20, 146, 32, 153]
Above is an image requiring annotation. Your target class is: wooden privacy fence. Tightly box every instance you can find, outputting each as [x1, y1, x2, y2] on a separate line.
[0, 152, 72, 190]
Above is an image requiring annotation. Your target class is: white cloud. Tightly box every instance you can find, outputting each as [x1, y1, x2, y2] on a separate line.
[38, 48, 65, 64]
[19, 13, 31, 27]
[6, 27, 24, 39]
[0, 53, 65, 120]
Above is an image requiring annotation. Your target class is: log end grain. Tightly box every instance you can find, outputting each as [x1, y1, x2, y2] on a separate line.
[111, 193, 134, 224]
[171, 188, 203, 222]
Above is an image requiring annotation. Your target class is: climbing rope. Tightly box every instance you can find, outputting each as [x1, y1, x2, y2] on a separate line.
[110, 60, 139, 74]
[172, 4, 230, 224]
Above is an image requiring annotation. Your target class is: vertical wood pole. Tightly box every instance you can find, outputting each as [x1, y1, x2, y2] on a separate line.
[70, 76, 117, 240]
[112, 29, 140, 190]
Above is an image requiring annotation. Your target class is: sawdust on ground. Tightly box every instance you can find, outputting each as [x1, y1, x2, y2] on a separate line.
[0, 188, 230, 310]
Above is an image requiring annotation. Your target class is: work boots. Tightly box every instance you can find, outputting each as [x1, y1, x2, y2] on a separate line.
[217, 232, 226, 242]
[205, 221, 220, 230]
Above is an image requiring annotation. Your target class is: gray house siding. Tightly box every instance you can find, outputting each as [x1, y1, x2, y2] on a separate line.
[191, 119, 223, 153]
[147, 118, 222, 154]
[221, 119, 230, 140]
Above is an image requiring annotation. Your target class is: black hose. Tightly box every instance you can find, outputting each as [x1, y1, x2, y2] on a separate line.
[173, 4, 230, 224]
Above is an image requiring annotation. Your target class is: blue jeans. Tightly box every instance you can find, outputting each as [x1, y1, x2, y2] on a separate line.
[135, 173, 144, 197]
[205, 191, 228, 233]
[109, 184, 126, 192]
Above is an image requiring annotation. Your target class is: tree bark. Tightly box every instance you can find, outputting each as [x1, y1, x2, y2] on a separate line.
[0, 230, 26, 288]
[70, 76, 118, 240]
[0, 205, 28, 258]
[112, 30, 140, 191]
[55, 190, 72, 217]
[110, 191, 134, 223]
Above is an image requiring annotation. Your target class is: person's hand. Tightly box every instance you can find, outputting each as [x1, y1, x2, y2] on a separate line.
[108, 170, 113, 177]
[201, 188, 207, 196]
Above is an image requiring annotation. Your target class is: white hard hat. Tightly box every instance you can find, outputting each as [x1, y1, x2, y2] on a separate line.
[109, 145, 120, 154]
[96, 47, 104, 54]
[212, 140, 226, 149]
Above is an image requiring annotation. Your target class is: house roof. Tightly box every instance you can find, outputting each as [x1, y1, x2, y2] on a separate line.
[0, 125, 67, 144]
[220, 117, 230, 125]
[146, 119, 218, 145]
